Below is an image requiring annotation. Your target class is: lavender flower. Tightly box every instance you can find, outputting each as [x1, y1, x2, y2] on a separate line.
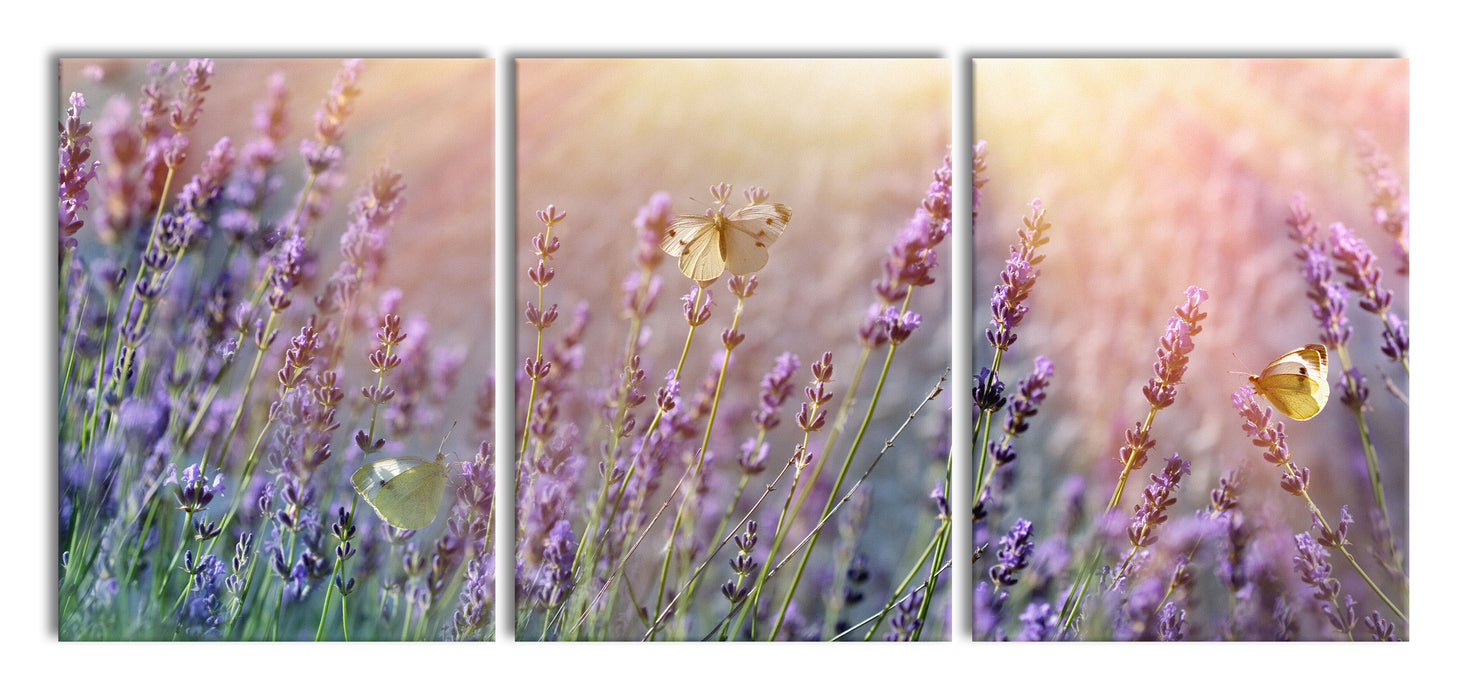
[536, 520, 577, 608]
[1355, 129, 1409, 275]
[989, 518, 1034, 586]
[59, 92, 99, 253]
[178, 554, 226, 639]
[883, 588, 925, 641]
[751, 352, 799, 431]
[632, 191, 672, 272]
[880, 308, 922, 346]
[1363, 611, 1401, 641]
[972, 141, 989, 226]
[874, 153, 952, 303]
[173, 462, 224, 514]
[1003, 357, 1052, 436]
[1381, 312, 1408, 364]
[795, 352, 835, 435]
[1233, 385, 1309, 495]
[722, 521, 759, 606]
[972, 368, 1005, 414]
[1292, 532, 1357, 637]
[980, 356, 1052, 515]
[680, 284, 712, 327]
[1125, 454, 1191, 549]
[1329, 223, 1394, 315]
[985, 199, 1051, 351]
[1287, 195, 1353, 350]
[167, 58, 213, 133]
[1015, 602, 1058, 641]
[1156, 602, 1187, 641]
[1142, 286, 1207, 411]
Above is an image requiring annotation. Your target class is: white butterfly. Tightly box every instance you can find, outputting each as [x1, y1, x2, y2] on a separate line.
[351, 426, 456, 530]
[661, 185, 792, 282]
[1248, 343, 1330, 421]
[351, 453, 450, 530]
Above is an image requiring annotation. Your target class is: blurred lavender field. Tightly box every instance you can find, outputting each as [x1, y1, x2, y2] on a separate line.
[57, 58, 495, 640]
[970, 59, 1408, 640]
[514, 58, 954, 640]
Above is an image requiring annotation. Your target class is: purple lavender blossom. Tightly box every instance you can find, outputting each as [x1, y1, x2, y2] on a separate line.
[880, 308, 922, 346]
[1328, 223, 1410, 369]
[1157, 602, 1187, 641]
[1015, 602, 1058, 641]
[874, 153, 952, 303]
[985, 199, 1051, 351]
[989, 518, 1034, 586]
[752, 352, 799, 431]
[173, 462, 224, 514]
[928, 480, 950, 520]
[1339, 367, 1369, 412]
[722, 521, 759, 605]
[1233, 385, 1310, 495]
[316, 168, 406, 325]
[972, 368, 1005, 413]
[681, 284, 713, 327]
[167, 59, 214, 133]
[1287, 195, 1354, 350]
[1002, 356, 1053, 437]
[178, 553, 226, 639]
[451, 553, 494, 640]
[972, 141, 989, 227]
[980, 357, 1053, 516]
[1381, 312, 1408, 364]
[856, 303, 889, 349]
[1126, 453, 1191, 549]
[972, 581, 1008, 639]
[883, 588, 925, 641]
[1355, 130, 1409, 275]
[537, 520, 577, 608]
[1142, 286, 1207, 410]
[1363, 611, 1401, 641]
[1292, 532, 1357, 636]
[632, 191, 672, 271]
[59, 92, 99, 252]
[795, 352, 835, 434]
[1329, 223, 1394, 315]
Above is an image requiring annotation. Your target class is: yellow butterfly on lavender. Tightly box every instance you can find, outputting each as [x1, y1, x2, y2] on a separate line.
[661, 183, 792, 282]
[1246, 343, 1330, 421]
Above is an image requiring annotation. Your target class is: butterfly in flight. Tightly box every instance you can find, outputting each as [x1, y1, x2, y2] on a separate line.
[662, 184, 792, 282]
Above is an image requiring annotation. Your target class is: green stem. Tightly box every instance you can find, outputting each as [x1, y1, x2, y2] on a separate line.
[770, 341, 898, 637]
[650, 293, 742, 637]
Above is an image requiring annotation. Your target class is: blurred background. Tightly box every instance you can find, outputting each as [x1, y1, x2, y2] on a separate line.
[516, 58, 953, 627]
[971, 58, 1408, 616]
[57, 58, 496, 450]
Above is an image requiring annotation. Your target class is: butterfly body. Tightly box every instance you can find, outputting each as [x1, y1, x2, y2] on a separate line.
[663, 201, 791, 281]
[1248, 343, 1330, 420]
[351, 453, 450, 530]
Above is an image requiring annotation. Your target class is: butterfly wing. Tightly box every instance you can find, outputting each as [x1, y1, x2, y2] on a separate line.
[1250, 344, 1330, 420]
[662, 215, 710, 256]
[721, 203, 791, 276]
[352, 456, 446, 529]
[664, 215, 726, 281]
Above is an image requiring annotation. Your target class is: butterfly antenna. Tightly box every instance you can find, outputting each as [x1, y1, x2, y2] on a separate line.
[438, 421, 458, 456]
[1227, 352, 1252, 377]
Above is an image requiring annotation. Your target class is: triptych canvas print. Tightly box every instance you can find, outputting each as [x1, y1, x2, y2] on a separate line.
[56, 57, 1408, 642]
